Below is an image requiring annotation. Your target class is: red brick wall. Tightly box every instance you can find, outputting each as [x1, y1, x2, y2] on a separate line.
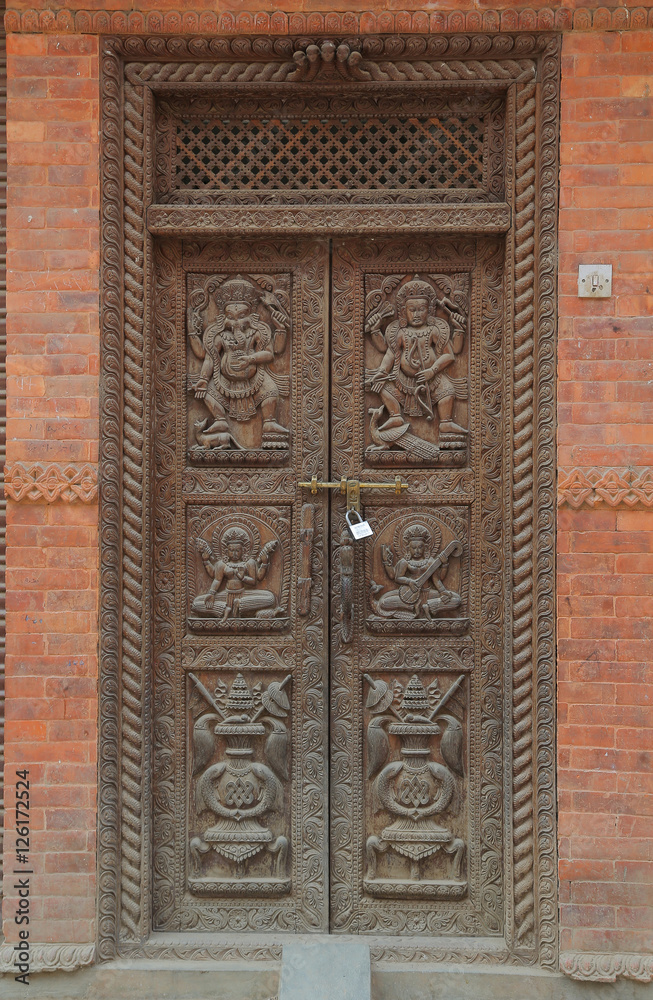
[2, 32, 99, 944]
[1, 18, 652, 963]
[557, 29, 653, 957]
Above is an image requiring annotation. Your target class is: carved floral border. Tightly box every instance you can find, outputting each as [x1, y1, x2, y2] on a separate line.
[558, 467, 653, 509]
[6, 6, 653, 35]
[0, 943, 96, 974]
[3, 462, 98, 503]
[560, 951, 653, 983]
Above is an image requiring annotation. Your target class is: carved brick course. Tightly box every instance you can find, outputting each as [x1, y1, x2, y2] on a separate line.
[5, 6, 653, 36]
[558, 468, 653, 508]
[560, 951, 653, 982]
[4, 462, 98, 503]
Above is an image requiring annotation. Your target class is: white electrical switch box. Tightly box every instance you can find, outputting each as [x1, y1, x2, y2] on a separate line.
[578, 264, 612, 298]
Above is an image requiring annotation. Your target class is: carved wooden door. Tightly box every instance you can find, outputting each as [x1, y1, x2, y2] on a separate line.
[329, 236, 505, 939]
[152, 232, 506, 939]
[152, 238, 332, 933]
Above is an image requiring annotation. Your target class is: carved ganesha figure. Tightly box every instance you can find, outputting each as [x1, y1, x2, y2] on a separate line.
[187, 273, 290, 454]
[365, 275, 468, 462]
[192, 522, 282, 622]
[371, 522, 462, 621]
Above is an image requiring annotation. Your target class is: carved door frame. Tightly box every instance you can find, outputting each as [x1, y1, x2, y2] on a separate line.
[99, 32, 559, 968]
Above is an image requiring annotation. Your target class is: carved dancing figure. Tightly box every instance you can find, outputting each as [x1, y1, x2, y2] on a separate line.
[366, 278, 467, 452]
[193, 525, 281, 621]
[188, 276, 290, 451]
[371, 523, 462, 620]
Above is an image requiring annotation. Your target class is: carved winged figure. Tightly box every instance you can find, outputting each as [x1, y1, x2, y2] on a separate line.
[192, 524, 282, 621]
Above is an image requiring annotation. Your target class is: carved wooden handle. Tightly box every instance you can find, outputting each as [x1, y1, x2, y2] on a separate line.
[340, 531, 354, 643]
[297, 503, 315, 617]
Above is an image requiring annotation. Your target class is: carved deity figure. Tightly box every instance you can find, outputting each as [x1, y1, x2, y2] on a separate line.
[366, 278, 467, 454]
[371, 523, 462, 621]
[193, 524, 281, 621]
[188, 276, 290, 451]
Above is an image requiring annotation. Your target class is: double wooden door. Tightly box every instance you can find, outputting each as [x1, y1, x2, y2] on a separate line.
[151, 233, 508, 938]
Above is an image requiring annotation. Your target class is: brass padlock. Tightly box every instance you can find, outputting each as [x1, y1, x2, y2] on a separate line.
[345, 508, 374, 541]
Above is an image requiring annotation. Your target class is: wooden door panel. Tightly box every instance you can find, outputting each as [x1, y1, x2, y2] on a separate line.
[151, 238, 331, 933]
[330, 237, 506, 935]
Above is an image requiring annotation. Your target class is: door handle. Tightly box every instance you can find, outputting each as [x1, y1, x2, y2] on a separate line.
[298, 476, 409, 643]
[340, 529, 354, 644]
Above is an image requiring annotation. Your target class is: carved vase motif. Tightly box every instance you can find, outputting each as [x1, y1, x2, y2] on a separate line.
[189, 672, 292, 897]
[364, 672, 467, 900]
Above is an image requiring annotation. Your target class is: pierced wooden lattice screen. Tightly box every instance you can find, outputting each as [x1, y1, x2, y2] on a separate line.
[174, 114, 486, 190]
[154, 93, 504, 201]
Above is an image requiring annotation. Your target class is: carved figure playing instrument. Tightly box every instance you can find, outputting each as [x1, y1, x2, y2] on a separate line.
[189, 671, 291, 896]
[192, 523, 282, 621]
[371, 522, 462, 621]
[187, 274, 290, 454]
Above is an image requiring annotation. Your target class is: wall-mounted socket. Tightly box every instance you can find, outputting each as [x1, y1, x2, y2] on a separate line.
[578, 264, 612, 298]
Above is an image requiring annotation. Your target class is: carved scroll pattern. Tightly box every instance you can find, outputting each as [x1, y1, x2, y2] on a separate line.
[98, 38, 122, 963]
[476, 238, 506, 936]
[150, 239, 179, 933]
[151, 238, 330, 934]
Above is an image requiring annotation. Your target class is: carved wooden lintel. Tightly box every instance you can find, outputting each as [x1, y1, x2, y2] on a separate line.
[147, 204, 512, 238]
[4, 462, 98, 504]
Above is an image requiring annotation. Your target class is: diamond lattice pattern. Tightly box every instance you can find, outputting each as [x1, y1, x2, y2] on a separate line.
[175, 115, 485, 189]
